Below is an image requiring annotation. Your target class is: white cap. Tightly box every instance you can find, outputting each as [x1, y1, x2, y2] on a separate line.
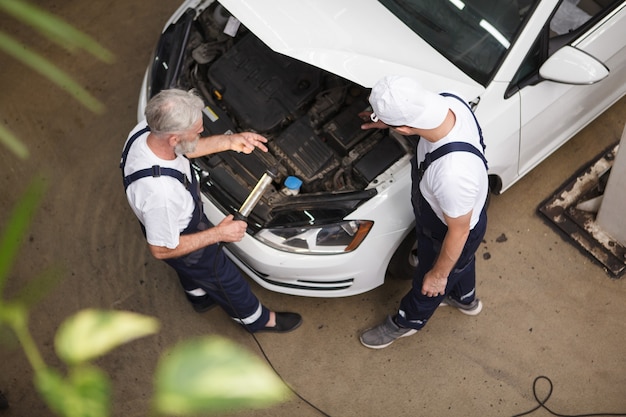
[369, 76, 449, 129]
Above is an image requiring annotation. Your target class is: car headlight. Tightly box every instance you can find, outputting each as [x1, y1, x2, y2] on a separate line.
[255, 220, 373, 254]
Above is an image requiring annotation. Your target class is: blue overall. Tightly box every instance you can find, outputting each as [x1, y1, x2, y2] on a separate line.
[396, 94, 488, 330]
[120, 126, 270, 331]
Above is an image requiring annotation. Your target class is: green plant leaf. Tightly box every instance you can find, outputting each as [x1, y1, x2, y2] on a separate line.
[55, 309, 160, 365]
[0, 175, 46, 293]
[66, 365, 111, 417]
[35, 367, 68, 416]
[0, 123, 29, 159]
[0, 0, 114, 62]
[153, 336, 290, 415]
[35, 365, 111, 417]
[0, 31, 105, 113]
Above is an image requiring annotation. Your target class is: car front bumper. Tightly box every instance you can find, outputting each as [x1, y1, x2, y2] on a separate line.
[200, 166, 414, 297]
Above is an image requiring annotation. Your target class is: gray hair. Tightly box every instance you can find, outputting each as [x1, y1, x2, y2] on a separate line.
[144, 89, 204, 136]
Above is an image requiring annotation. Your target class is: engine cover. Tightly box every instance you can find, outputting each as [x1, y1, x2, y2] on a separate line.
[207, 34, 322, 132]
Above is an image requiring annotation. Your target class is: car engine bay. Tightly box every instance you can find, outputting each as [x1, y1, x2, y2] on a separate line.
[162, 3, 412, 228]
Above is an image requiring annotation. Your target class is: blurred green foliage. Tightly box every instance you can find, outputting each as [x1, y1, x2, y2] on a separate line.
[0, 0, 114, 159]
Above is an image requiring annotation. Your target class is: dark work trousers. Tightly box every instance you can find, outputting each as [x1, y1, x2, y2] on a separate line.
[395, 156, 487, 330]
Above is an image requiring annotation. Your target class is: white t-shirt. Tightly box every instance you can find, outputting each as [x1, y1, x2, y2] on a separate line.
[123, 122, 195, 249]
[417, 96, 488, 229]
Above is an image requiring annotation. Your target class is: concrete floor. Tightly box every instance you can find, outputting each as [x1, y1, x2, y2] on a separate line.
[1, 1, 625, 416]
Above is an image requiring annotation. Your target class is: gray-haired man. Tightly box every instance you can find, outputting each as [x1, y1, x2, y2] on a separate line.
[121, 89, 302, 333]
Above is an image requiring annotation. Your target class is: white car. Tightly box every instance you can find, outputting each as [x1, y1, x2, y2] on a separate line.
[138, 0, 626, 297]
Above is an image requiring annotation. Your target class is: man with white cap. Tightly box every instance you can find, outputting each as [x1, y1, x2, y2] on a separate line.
[359, 75, 489, 349]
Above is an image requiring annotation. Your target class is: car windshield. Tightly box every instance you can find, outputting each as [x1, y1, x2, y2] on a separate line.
[378, 0, 538, 85]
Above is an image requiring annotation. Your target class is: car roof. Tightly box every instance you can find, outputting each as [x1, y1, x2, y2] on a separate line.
[219, 0, 485, 100]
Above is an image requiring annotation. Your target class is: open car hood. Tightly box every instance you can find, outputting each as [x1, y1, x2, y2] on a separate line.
[219, 0, 485, 100]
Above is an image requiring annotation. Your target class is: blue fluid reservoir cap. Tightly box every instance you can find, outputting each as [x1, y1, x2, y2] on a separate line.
[284, 176, 303, 190]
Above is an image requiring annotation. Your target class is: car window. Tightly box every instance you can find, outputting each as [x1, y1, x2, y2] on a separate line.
[550, 0, 615, 36]
[509, 0, 622, 94]
[378, 0, 539, 86]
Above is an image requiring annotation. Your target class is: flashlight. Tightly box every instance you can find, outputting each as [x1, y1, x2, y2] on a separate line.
[235, 166, 279, 221]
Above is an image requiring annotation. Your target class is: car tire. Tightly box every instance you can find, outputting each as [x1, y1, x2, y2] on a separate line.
[388, 229, 418, 280]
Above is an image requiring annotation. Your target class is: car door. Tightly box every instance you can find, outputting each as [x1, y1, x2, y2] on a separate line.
[515, 0, 626, 177]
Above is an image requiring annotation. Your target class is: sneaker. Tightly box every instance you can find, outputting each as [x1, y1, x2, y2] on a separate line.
[360, 315, 417, 349]
[439, 295, 483, 316]
[255, 312, 303, 333]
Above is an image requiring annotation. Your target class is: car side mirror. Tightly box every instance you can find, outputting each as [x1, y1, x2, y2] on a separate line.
[539, 45, 609, 85]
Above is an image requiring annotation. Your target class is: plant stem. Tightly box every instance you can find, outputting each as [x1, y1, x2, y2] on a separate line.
[2, 303, 47, 373]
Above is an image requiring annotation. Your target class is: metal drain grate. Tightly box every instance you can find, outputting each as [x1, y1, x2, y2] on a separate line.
[538, 143, 625, 278]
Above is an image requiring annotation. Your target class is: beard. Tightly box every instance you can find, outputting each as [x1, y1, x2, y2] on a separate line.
[174, 136, 199, 155]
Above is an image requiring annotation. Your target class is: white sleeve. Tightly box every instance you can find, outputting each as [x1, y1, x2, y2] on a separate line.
[128, 178, 191, 249]
[141, 193, 183, 249]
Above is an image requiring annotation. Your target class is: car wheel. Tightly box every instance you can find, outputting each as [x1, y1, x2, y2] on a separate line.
[388, 229, 418, 280]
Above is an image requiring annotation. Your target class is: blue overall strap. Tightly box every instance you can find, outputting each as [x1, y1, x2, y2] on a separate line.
[418, 142, 488, 182]
[439, 92, 486, 153]
[120, 125, 191, 191]
[123, 166, 191, 191]
[120, 126, 150, 173]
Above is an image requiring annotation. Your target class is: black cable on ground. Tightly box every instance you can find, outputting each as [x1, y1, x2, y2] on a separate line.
[215, 243, 332, 417]
[512, 376, 626, 417]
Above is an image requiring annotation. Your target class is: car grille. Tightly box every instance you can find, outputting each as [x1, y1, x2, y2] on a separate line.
[260, 276, 355, 292]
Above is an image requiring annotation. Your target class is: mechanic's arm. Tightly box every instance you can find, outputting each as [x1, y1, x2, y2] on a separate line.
[148, 215, 246, 260]
[185, 132, 268, 158]
[421, 211, 472, 297]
